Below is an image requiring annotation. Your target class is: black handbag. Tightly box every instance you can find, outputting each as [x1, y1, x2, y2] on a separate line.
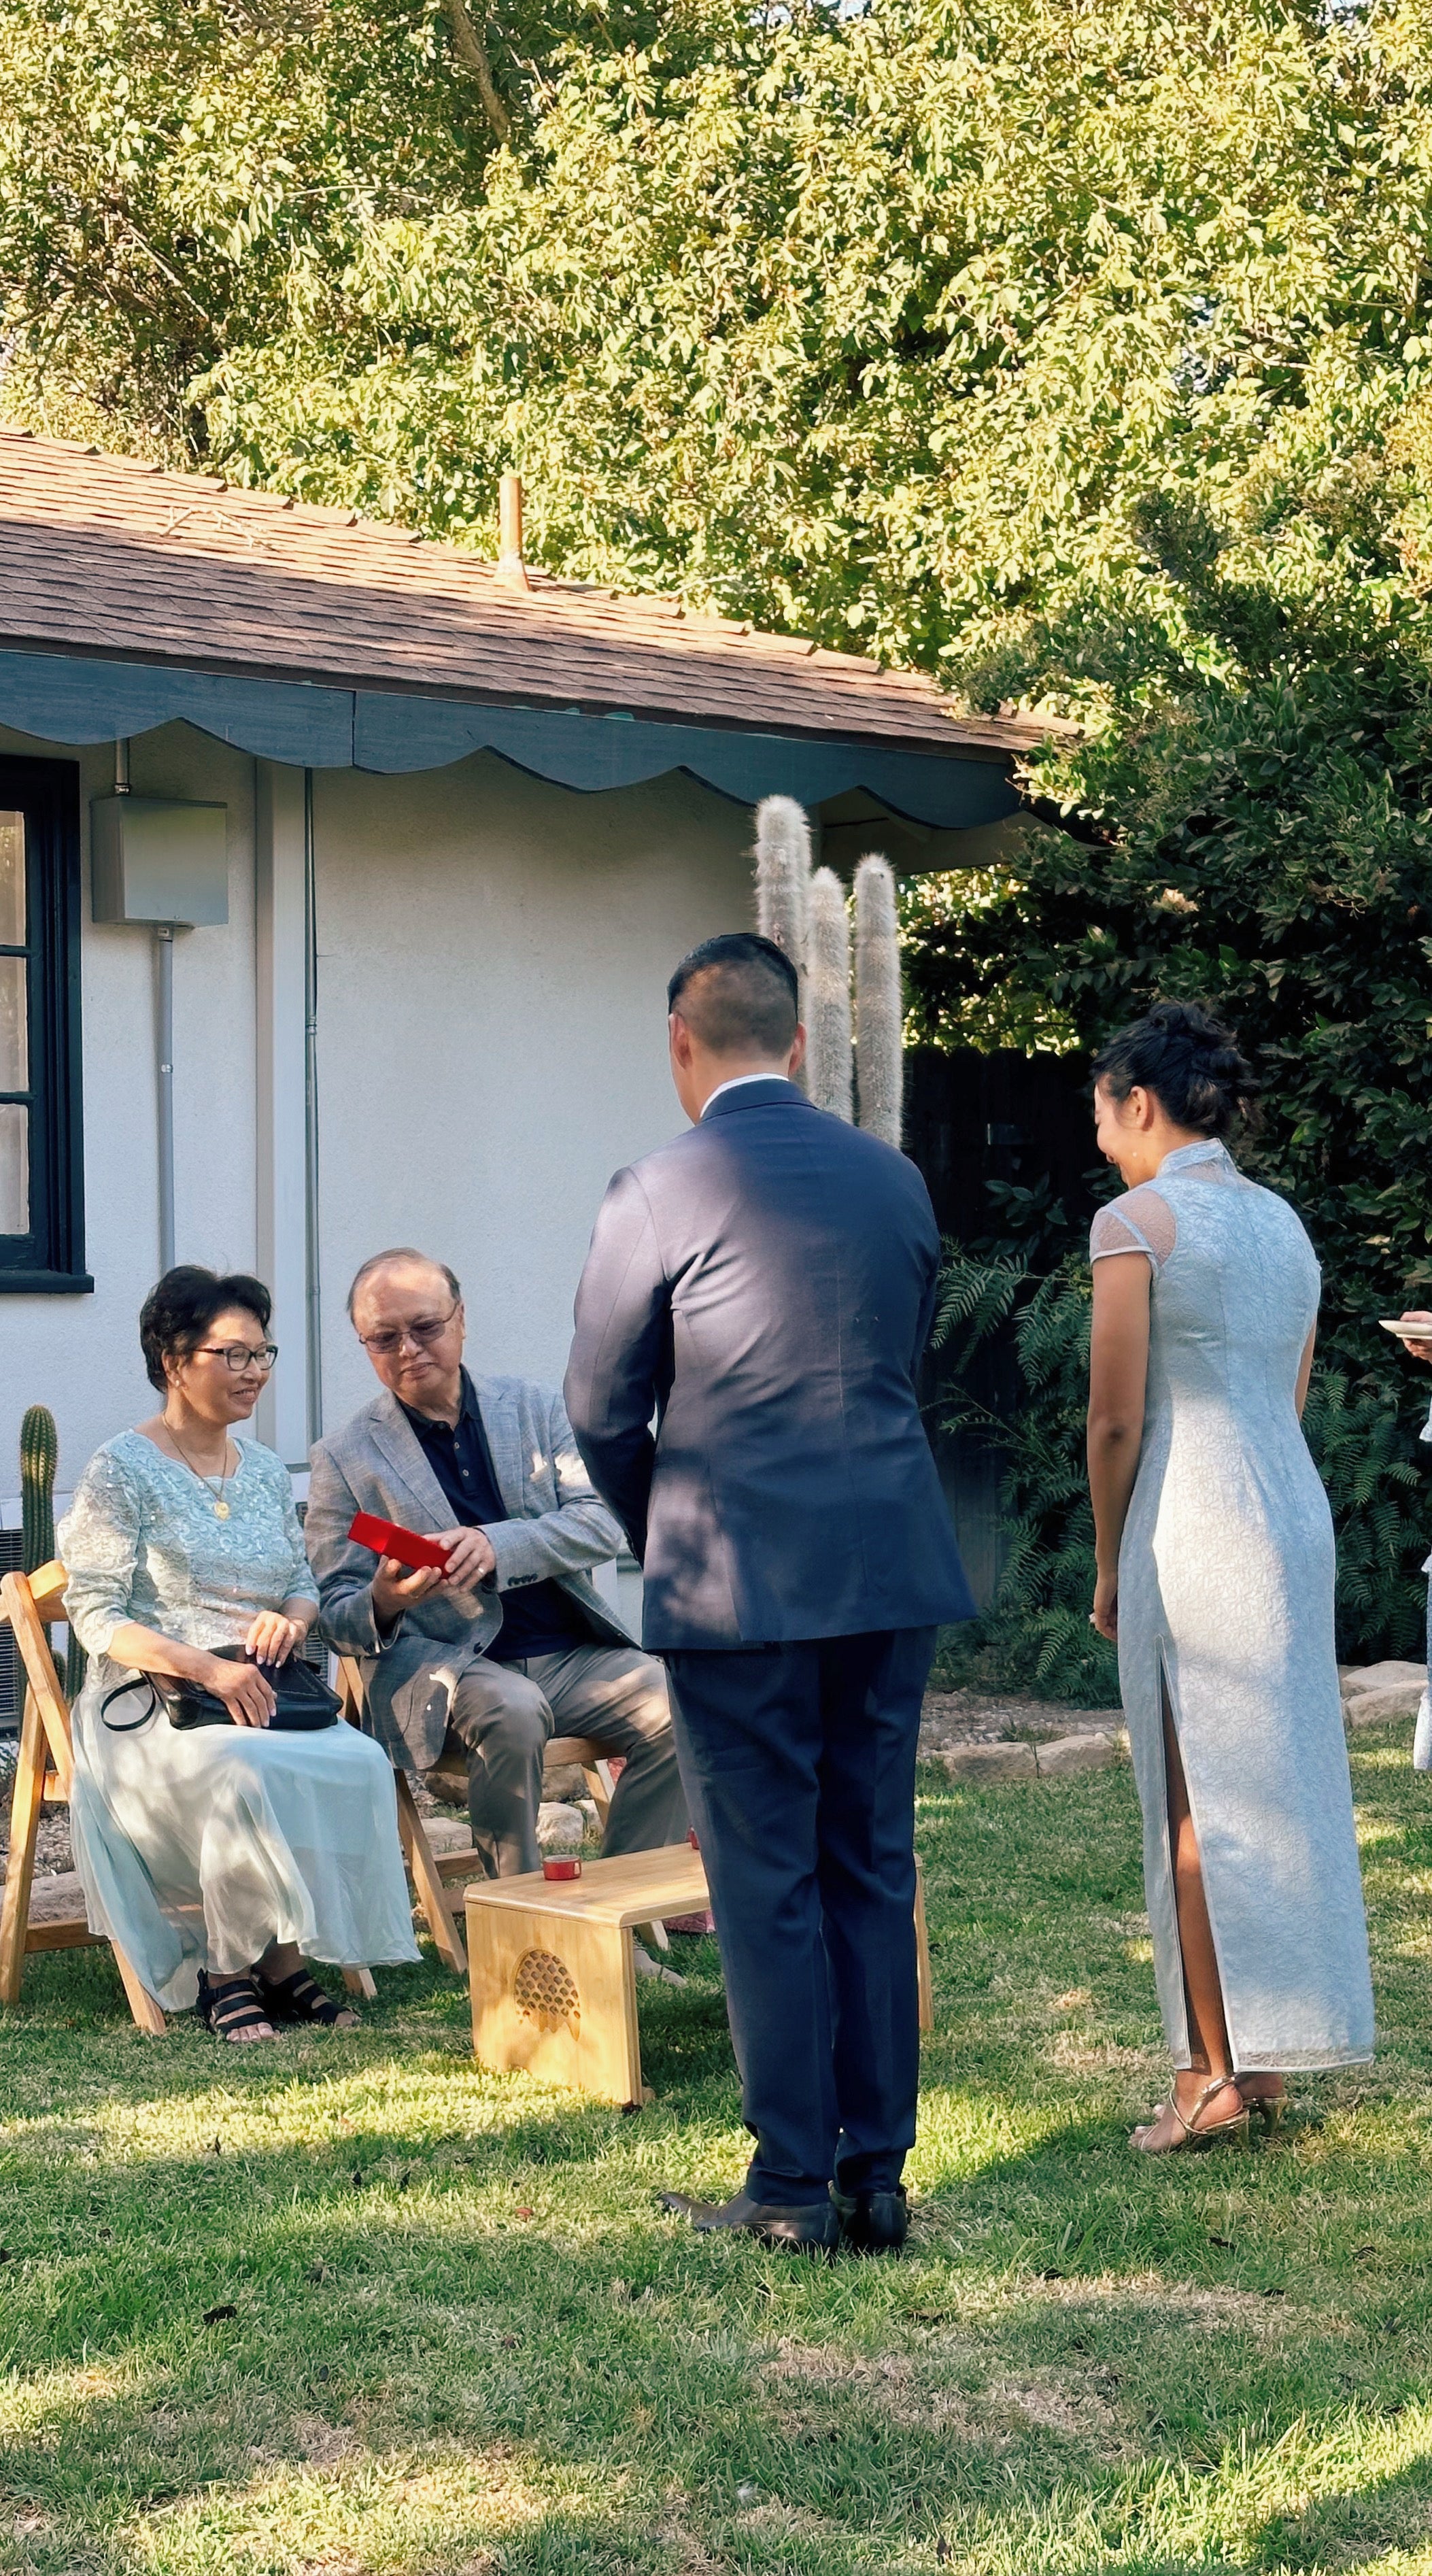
[101, 1642, 341, 1734]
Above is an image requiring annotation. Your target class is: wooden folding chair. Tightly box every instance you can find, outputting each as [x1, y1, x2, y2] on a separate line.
[0, 1559, 167, 2032]
[335, 1655, 628, 1976]
[0, 1562, 377, 2024]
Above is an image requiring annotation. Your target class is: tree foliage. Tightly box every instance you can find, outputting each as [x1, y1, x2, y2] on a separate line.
[5, 0, 1432, 1654]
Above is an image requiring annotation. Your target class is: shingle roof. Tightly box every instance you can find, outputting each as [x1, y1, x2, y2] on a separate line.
[0, 431, 1044, 758]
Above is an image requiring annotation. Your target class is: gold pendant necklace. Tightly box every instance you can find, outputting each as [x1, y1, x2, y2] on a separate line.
[165, 1421, 235, 1517]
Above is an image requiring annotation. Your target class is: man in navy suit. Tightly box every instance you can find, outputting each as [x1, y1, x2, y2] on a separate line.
[565, 931, 974, 2252]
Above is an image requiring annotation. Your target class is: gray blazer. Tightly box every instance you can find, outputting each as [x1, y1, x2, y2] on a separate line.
[566, 1077, 975, 1650]
[305, 1375, 633, 1770]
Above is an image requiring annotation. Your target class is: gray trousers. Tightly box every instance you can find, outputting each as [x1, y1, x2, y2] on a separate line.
[437, 1643, 687, 1878]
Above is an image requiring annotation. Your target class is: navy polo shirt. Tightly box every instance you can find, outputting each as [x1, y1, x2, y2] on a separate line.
[400, 1370, 589, 1665]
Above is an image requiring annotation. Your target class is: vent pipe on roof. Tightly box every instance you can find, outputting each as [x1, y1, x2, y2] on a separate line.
[498, 474, 531, 592]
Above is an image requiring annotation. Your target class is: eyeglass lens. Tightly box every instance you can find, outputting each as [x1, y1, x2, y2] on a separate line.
[364, 1315, 451, 1355]
[204, 1344, 278, 1372]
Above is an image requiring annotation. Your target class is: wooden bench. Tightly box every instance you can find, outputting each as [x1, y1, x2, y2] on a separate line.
[465, 1846, 934, 2108]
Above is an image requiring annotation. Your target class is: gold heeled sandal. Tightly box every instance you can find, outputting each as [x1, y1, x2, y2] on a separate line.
[1242, 2090, 1287, 2135]
[1131, 2076, 1251, 2155]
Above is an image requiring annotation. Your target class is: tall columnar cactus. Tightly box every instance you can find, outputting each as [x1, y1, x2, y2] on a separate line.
[753, 794, 812, 972]
[805, 866, 853, 1121]
[854, 854, 904, 1148]
[20, 1405, 57, 1575]
[20, 1402, 85, 1699]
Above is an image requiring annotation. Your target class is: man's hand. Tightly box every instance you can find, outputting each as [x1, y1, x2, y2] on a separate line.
[432, 1527, 497, 1589]
[371, 1556, 446, 1629]
[1400, 1310, 1432, 1363]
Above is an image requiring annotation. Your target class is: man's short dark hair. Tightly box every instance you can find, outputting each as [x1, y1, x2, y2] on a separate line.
[347, 1248, 462, 1321]
[667, 933, 799, 1057]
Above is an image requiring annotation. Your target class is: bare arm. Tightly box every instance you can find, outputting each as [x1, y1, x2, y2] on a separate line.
[1087, 1253, 1152, 1642]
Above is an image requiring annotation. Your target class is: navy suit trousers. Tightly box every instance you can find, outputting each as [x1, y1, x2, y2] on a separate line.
[664, 1627, 936, 2205]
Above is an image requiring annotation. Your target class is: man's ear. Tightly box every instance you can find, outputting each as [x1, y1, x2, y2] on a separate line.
[669, 1011, 694, 1067]
[787, 1023, 807, 1076]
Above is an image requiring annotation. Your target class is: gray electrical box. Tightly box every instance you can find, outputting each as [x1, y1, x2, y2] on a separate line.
[90, 796, 229, 926]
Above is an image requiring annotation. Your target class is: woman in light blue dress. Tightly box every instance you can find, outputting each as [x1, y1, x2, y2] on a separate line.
[1087, 1004, 1373, 2151]
[60, 1265, 418, 2041]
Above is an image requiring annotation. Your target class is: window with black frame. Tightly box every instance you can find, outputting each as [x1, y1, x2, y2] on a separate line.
[0, 757, 87, 1291]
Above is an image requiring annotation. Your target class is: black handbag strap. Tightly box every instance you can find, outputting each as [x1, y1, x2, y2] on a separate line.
[99, 1674, 159, 1732]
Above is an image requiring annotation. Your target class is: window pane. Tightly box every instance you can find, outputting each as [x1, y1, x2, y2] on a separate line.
[0, 1104, 27, 1234]
[0, 813, 22, 946]
[0, 957, 26, 1089]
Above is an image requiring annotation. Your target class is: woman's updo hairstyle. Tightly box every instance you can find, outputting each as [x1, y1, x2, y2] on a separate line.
[139, 1266, 273, 1394]
[1091, 1000, 1261, 1140]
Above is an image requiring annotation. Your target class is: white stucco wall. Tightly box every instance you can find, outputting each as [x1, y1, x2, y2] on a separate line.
[0, 718, 259, 1499]
[313, 755, 753, 1430]
[0, 721, 754, 1509]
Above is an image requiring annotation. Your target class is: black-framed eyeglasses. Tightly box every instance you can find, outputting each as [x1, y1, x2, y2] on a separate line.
[194, 1342, 279, 1374]
[357, 1302, 460, 1358]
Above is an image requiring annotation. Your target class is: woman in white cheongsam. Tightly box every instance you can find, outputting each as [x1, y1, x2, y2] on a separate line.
[61, 1266, 417, 2041]
[1086, 1003, 1372, 2152]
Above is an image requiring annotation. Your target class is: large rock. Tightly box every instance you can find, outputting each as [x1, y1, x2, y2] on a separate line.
[422, 1815, 475, 1857]
[1035, 1731, 1125, 1777]
[1340, 1662, 1427, 1728]
[938, 1742, 1037, 1784]
[0, 1867, 87, 1925]
[536, 1801, 585, 1852]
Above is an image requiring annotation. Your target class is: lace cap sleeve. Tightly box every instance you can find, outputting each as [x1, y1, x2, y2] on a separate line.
[56, 1441, 146, 1658]
[1090, 1187, 1178, 1272]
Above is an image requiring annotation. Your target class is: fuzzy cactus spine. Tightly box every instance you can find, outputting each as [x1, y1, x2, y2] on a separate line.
[805, 868, 853, 1120]
[854, 854, 904, 1148]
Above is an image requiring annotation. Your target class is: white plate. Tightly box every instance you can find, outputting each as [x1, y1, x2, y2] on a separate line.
[1380, 1318, 1432, 1338]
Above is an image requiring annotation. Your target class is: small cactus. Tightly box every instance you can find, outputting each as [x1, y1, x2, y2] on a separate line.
[805, 868, 853, 1121]
[20, 1404, 57, 1576]
[855, 855, 904, 1147]
[20, 1402, 85, 1699]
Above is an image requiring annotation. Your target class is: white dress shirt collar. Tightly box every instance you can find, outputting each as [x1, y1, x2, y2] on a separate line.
[700, 1073, 789, 1117]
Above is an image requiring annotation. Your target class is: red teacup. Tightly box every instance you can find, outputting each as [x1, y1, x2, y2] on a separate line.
[542, 1856, 582, 1882]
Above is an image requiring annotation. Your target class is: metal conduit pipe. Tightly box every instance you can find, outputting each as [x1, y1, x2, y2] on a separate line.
[303, 768, 323, 1445]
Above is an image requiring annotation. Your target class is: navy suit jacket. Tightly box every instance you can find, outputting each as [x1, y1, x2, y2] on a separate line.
[564, 1078, 975, 1650]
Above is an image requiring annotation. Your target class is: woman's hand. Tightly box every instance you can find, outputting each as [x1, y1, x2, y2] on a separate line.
[1091, 1572, 1119, 1643]
[1400, 1310, 1432, 1363]
[202, 1652, 277, 1727]
[245, 1610, 307, 1668]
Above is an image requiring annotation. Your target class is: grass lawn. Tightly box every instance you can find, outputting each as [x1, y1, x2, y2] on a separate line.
[3, 1723, 1431, 2576]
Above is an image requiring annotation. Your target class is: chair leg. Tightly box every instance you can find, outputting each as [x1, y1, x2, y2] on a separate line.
[111, 1942, 168, 2035]
[580, 1759, 615, 1835]
[394, 1768, 468, 1976]
[343, 1966, 378, 2000]
[634, 1918, 672, 1952]
[0, 1691, 46, 2007]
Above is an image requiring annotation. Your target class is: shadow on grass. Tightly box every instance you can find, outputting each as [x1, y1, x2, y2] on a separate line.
[4, 1731, 1432, 2570]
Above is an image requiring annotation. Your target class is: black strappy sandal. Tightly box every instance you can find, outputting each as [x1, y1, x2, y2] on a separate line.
[197, 1970, 276, 2044]
[254, 1965, 358, 2029]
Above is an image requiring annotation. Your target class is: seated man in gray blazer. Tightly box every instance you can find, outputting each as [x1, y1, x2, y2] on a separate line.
[304, 1248, 685, 1881]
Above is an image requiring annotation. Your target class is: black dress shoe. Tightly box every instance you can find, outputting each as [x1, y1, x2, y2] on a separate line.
[832, 2184, 909, 2254]
[660, 2188, 840, 2253]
